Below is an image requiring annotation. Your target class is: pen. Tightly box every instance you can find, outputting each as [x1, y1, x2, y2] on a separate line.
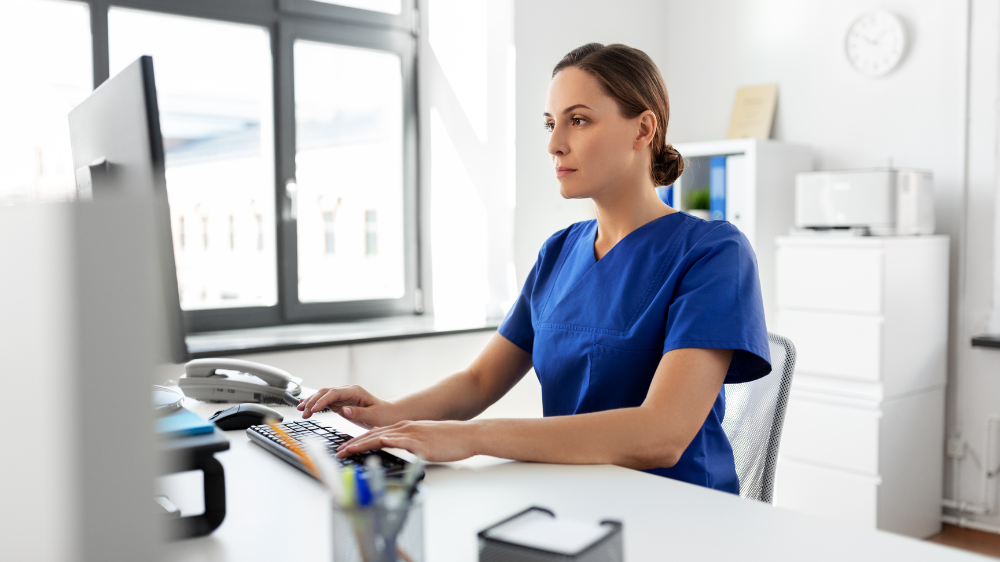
[364, 455, 386, 506]
[341, 465, 357, 507]
[302, 436, 343, 500]
[268, 422, 319, 479]
[401, 456, 425, 502]
[355, 467, 372, 507]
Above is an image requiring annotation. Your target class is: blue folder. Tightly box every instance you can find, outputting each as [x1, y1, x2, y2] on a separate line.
[157, 408, 215, 437]
[656, 185, 674, 207]
[710, 156, 726, 221]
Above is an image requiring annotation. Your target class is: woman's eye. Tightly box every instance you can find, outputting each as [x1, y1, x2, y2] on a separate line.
[543, 122, 554, 132]
[571, 117, 586, 126]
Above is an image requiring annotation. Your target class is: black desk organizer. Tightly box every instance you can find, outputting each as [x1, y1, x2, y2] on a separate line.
[159, 427, 230, 539]
[478, 506, 623, 562]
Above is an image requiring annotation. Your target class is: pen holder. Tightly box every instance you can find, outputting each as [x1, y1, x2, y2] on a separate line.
[332, 494, 423, 562]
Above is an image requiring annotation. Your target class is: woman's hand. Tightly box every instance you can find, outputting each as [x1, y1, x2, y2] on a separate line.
[336, 420, 480, 463]
[297, 385, 397, 429]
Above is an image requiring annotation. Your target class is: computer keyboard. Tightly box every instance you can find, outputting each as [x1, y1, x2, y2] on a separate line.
[247, 419, 409, 478]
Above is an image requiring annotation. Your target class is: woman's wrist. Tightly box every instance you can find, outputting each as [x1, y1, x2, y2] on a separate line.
[464, 419, 490, 457]
[380, 398, 406, 425]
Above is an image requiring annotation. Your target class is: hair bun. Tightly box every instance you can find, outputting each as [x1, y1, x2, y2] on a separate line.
[652, 144, 684, 187]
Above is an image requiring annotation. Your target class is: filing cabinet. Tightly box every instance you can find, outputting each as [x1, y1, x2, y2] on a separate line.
[772, 235, 949, 539]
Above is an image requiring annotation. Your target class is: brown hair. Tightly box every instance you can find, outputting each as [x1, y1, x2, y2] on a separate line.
[552, 43, 684, 187]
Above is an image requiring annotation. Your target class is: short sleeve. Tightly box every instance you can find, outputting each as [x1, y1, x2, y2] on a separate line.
[498, 254, 540, 354]
[663, 223, 771, 384]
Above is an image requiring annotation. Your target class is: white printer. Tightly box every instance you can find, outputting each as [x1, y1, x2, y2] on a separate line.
[794, 169, 934, 235]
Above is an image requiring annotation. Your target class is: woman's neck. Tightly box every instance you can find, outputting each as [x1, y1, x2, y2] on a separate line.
[592, 178, 674, 260]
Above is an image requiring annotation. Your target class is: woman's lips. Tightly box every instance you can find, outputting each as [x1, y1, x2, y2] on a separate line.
[556, 166, 577, 178]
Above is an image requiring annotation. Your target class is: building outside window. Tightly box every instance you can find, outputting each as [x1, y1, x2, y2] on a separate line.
[0, 0, 92, 206]
[256, 213, 264, 252]
[365, 209, 377, 256]
[323, 211, 335, 254]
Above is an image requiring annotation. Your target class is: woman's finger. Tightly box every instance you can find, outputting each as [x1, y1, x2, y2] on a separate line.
[336, 434, 385, 456]
[298, 389, 326, 417]
[379, 435, 426, 459]
[337, 423, 407, 455]
[303, 387, 362, 418]
[301, 388, 338, 418]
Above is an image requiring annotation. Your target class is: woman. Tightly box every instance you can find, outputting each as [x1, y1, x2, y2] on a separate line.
[299, 43, 770, 493]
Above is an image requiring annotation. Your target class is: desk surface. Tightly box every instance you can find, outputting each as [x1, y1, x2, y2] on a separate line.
[164, 401, 986, 561]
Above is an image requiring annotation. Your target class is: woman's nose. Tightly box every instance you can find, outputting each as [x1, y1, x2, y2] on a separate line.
[548, 125, 567, 156]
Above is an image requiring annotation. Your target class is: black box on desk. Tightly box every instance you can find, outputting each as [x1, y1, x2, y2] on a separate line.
[478, 507, 623, 562]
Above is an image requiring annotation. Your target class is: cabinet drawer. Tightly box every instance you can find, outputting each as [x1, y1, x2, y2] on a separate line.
[776, 246, 883, 313]
[777, 310, 883, 381]
[780, 396, 880, 475]
[774, 458, 879, 528]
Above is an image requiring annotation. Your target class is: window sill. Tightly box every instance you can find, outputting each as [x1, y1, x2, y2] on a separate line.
[186, 315, 501, 358]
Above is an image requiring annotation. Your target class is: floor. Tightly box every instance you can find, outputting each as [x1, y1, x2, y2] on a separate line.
[928, 524, 1000, 558]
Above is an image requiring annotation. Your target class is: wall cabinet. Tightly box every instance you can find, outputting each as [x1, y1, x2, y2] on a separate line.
[773, 235, 949, 539]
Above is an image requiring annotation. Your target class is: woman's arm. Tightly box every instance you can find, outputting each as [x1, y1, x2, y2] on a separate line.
[336, 347, 733, 469]
[299, 333, 533, 428]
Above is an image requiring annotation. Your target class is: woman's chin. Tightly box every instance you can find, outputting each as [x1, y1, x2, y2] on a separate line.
[558, 181, 591, 200]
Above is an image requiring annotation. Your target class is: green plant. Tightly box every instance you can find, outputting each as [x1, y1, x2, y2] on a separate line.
[688, 187, 710, 210]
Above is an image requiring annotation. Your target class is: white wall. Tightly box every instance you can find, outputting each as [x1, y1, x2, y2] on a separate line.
[418, 0, 518, 321]
[512, 0, 671, 282]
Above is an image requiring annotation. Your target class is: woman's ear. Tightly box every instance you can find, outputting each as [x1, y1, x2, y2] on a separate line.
[634, 110, 657, 150]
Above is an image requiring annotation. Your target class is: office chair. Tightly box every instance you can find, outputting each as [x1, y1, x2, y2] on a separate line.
[722, 332, 796, 504]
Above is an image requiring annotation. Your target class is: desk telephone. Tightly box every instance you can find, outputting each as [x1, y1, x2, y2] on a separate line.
[178, 358, 303, 405]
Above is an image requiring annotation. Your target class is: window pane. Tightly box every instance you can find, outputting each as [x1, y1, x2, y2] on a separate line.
[0, 0, 92, 205]
[294, 41, 405, 303]
[310, 0, 401, 15]
[109, 9, 277, 310]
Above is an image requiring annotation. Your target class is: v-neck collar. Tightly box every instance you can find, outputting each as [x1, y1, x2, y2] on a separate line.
[588, 211, 682, 263]
[539, 211, 688, 328]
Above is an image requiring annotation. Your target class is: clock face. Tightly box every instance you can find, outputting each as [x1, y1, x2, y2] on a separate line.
[845, 11, 907, 77]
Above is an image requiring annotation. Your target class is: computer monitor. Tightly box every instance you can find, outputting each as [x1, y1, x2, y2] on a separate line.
[68, 55, 189, 364]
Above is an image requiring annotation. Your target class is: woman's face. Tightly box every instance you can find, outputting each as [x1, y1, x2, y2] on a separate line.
[544, 67, 649, 200]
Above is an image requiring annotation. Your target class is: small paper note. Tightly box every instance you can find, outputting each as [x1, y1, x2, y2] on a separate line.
[727, 83, 778, 140]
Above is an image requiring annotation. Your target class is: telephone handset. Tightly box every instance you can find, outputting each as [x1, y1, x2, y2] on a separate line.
[178, 358, 303, 405]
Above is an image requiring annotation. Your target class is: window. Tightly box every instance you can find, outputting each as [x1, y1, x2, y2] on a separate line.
[0, 0, 92, 205]
[109, 8, 278, 311]
[11, 0, 504, 333]
[24, 0, 418, 331]
[294, 40, 405, 304]
[311, 0, 401, 14]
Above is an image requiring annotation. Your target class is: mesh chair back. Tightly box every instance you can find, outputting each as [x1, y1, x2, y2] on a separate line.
[721, 332, 796, 503]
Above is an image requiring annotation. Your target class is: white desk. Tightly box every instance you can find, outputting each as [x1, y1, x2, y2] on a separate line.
[164, 401, 987, 561]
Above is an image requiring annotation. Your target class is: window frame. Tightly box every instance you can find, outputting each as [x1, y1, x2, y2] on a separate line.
[72, 0, 421, 332]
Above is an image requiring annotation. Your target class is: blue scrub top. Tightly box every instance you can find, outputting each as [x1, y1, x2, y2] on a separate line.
[498, 212, 771, 493]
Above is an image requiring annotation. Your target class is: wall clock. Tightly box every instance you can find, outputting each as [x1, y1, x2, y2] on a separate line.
[845, 10, 907, 77]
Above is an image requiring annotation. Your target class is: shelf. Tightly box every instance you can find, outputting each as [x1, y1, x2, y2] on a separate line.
[972, 334, 1000, 349]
